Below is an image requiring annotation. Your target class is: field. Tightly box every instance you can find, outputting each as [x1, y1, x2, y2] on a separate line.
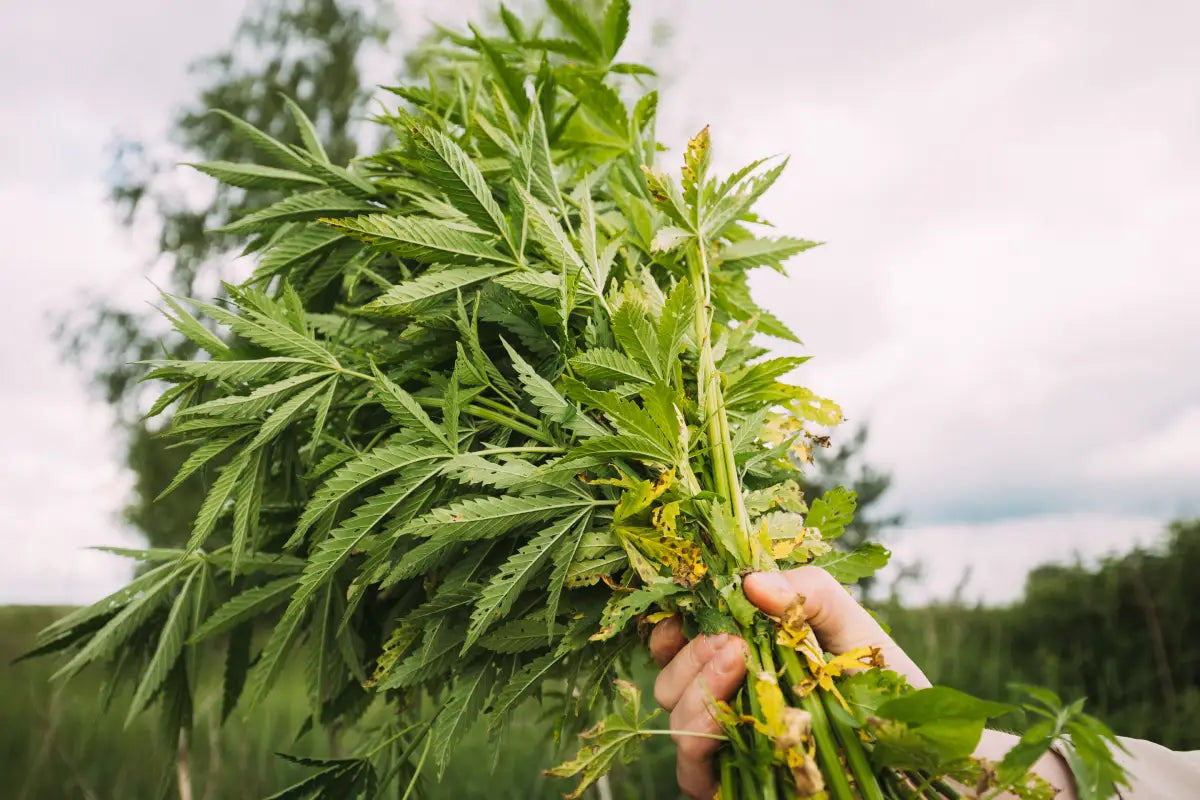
[5, 520, 1197, 798]
[0, 605, 678, 800]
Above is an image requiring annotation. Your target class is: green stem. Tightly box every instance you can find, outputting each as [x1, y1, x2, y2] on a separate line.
[471, 395, 542, 428]
[471, 445, 565, 456]
[756, 640, 781, 800]
[821, 688, 885, 800]
[688, 244, 751, 564]
[721, 758, 737, 800]
[463, 403, 554, 444]
[777, 648, 857, 800]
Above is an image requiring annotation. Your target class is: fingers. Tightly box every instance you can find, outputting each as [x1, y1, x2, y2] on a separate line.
[669, 638, 747, 800]
[743, 567, 931, 689]
[654, 631, 734, 711]
[649, 614, 688, 667]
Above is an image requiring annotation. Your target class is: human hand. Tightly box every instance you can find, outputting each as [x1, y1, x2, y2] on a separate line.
[650, 566, 1076, 800]
[648, 566, 930, 799]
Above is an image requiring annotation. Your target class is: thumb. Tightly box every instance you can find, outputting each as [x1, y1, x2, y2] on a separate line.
[743, 566, 930, 689]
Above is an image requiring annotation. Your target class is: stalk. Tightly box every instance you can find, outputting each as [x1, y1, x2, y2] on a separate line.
[720, 759, 737, 800]
[688, 244, 751, 560]
[778, 647, 857, 800]
[822, 687, 885, 800]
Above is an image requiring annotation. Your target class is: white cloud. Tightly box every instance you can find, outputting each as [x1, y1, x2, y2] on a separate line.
[882, 513, 1168, 606]
[1087, 405, 1200, 481]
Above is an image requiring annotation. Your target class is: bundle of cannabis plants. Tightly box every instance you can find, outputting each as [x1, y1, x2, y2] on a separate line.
[30, 2, 1128, 798]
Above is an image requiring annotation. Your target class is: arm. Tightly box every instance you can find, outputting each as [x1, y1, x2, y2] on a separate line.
[650, 567, 1076, 800]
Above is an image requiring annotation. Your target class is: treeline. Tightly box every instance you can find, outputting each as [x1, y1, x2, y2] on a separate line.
[882, 518, 1200, 750]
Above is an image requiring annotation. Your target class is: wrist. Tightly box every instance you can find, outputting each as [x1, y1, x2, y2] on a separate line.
[974, 730, 1077, 800]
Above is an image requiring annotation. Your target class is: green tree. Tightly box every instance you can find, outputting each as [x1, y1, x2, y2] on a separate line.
[60, 0, 391, 547]
[882, 518, 1200, 750]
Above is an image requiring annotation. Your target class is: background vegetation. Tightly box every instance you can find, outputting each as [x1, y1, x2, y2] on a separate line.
[6, 519, 1196, 798]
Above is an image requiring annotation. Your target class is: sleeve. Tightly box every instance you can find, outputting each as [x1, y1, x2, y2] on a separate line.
[1112, 737, 1200, 799]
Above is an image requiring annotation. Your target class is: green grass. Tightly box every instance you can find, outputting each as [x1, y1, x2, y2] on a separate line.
[0, 605, 680, 800]
[7, 523, 1196, 797]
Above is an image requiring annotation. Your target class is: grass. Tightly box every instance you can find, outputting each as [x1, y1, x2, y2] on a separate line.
[0, 605, 680, 800]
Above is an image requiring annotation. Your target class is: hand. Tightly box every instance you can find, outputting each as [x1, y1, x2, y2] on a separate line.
[649, 566, 1074, 800]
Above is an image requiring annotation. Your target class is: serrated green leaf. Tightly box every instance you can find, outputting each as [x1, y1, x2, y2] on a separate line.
[719, 235, 820, 274]
[806, 487, 857, 541]
[488, 650, 567, 726]
[143, 356, 312, 384]
[190, 297, 339, 366]
[512, 183, 581, 271]
[52, 570, 178, 681]
[601, 0, 630, 60]
[812, 543, 890, 583]
[503, 340, 605, 438]
[480, 614, 565, 653]
[494, 269, 560, 300]
[471, 25, 529, 115]
[188, 446, 255, 552]
[369, 363, 451, 449]
[230, 448, 265, 574]
[246, 376, 333, 449]
[292, 441, 445, 544]
[288, 459, 443, 615]
[466, 509, 590, 649]
[192, 577, 299, 643]
[611, 300, 663, 378]
[431, 666, 494, 775]
[186, 160, 323, 191]
[209, 108, 313, 172]
[155, 434, 247, 501]
[412, 121, 510, 241]
[561, 378, 673, 452]
[255, 225, 344, 280]
[178, 371, 329, 420]
[325, 213, 511, 265]
[281, 95, 329, 163]
[364, 265, 516, 315]
[561, 434, 675, 467]
[160, 292, 230, 357]
[546, 0, 604, 58]
[403, 493, 595, 543]
[569, 348, 653, 385]
[219, 189, 371, 234]
[126, 569, 198, 724]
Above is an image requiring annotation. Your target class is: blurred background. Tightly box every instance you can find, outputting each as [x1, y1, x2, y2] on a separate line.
[2, 0, 1198, 797]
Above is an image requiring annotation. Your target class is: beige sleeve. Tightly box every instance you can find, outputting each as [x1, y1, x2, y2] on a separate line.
[1113, 737, 1200, 799]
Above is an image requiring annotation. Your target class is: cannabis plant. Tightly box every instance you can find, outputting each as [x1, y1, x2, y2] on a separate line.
[30, 2, 1128, 798]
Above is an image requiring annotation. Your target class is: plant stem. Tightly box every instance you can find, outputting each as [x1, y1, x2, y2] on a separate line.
[471, 394, 543, 429]
[471, 445, 565, 456]
[821, 688, 885, 800]
[688, 244, 751, 563]
[777, 648, 857, 800]
[721, 758, 737, 800]
[464, 403, 554, 444]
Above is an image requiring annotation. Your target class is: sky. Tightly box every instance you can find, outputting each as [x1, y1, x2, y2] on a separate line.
[1, 0, 1197, 607]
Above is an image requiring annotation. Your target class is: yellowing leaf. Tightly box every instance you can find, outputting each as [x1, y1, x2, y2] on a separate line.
[546, 680, 661, 799]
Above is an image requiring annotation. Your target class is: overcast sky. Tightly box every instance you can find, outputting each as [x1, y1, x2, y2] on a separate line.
[2, 0, 1197, 607]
